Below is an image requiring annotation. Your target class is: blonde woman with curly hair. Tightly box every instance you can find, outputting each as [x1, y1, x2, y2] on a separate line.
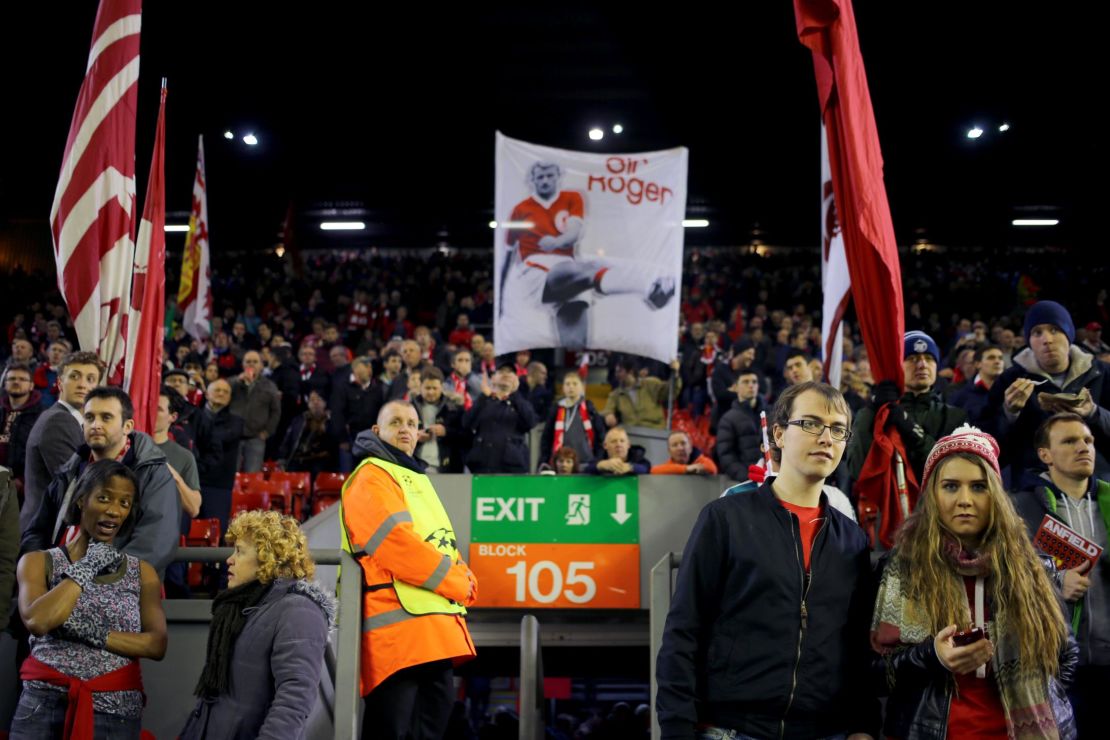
[180, 510, 335, 740]
[871, 426, 1077, 739]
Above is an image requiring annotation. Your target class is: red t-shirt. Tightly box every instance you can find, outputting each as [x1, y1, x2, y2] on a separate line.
[507, 192, 584, 259]
[779, 500, 825, 571]
[947, 576, 1006, 737]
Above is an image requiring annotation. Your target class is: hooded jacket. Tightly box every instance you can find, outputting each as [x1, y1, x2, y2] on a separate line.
[20, 431, 181, 575]
[180, 579, 336, 740]
[985, 345, 1110, 480]
[1013, 476, 1110, 666]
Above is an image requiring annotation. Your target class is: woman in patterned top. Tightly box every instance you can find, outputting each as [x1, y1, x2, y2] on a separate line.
[12, 459, 167, 740]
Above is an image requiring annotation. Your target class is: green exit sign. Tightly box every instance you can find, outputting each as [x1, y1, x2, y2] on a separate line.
[470, 476, 639, 544]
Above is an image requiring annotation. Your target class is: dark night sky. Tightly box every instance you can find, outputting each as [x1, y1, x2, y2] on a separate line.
[0, 3, 1100, 260]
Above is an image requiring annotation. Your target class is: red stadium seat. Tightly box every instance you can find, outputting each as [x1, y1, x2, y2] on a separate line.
[312, 492, 341, 516]
[187, 518, 221, 547]
[269, 471, 311, 518]
[184, 518, 221, 589]
[314, 471, 347, 494]
[235, 471, 266, 493]
[231, 488, 272, 517]
[310, 472, 347, 518]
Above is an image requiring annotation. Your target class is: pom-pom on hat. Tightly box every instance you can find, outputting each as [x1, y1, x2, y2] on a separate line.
[921, 424, 1002, 486]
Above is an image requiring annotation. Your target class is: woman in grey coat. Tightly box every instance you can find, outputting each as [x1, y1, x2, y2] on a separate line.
[180, 510, 335, 740]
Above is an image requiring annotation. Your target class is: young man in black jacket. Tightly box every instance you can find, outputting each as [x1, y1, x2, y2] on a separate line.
[656, 381, 877, 740]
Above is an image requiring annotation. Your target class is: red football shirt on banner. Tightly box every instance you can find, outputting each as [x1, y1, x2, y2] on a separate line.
[507, 192, 584, 259]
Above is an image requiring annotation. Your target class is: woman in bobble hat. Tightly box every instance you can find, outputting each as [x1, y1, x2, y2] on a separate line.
[870, 424, 1078, 739]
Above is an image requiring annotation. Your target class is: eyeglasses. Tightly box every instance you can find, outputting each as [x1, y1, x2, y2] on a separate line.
[786, 419, 852, 442]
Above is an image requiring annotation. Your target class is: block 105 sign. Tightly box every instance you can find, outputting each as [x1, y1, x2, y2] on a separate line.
[469, 477, 640, 609]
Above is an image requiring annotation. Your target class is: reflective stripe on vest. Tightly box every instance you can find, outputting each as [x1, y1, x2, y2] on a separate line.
[340, 456, 466, 625]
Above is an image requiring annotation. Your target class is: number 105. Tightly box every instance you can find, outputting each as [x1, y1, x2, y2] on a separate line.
[505, 560, 597, 604]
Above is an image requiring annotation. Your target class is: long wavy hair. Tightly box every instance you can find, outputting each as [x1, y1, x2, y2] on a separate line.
[893, 452, 1067, 675]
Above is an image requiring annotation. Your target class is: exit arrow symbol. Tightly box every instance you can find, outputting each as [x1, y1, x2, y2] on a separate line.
[611, 494, 631, 524]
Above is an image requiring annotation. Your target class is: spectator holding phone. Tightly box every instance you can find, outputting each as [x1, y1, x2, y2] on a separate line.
[871, 425, 1077, 738]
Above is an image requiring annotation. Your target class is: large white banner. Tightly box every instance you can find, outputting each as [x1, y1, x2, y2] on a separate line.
[493, 132, 687, 364]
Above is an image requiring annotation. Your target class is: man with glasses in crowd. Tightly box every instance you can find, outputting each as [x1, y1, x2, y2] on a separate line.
[657, 381, 876, 739]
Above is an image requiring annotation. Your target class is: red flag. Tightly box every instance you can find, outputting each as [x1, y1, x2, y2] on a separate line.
[795, 0, 904, 388]
[125, 82, 166, 434]
[50, 0, 143, 385]
[177, 136, 212, 340]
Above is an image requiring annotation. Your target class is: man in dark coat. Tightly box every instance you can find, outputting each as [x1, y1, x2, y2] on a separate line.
[715, 369, 768, 481]
[0, 362, 44, 489]
[846, 331, 967, 484]
[462, 366, 537, 473]
[194, 378, 244, 537]
[20, 351, 103, 533]
[330, 355, 381, 472]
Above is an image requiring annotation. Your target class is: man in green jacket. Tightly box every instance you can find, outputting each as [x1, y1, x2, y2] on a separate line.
[603, 357, 681, 430]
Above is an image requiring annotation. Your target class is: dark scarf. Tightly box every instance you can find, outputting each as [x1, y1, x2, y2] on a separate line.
[194, 579, 272, 697]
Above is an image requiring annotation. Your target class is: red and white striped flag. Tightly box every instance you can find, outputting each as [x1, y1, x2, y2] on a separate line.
[49, 0, 143, 385]
[125, 82, 167, 433]
[177, 136, 212, 340]
[820, 123, 850, 389]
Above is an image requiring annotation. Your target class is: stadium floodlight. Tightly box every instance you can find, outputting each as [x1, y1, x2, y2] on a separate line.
[998, 123, 1010, 132]
[612, 124, 624, 134]
[223, 131, 234, 140]
[243, 134, 258, 145]
[319, 221, 366, 231]
[588, 128, 604, 141]
[1012, 219, 1059, 227]
[966, 127, 984, 139]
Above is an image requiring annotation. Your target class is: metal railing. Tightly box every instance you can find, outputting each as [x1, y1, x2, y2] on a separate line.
[519, 614, 544, 740]
[649, 552, 682, 740]
[173, 547, 362, 740]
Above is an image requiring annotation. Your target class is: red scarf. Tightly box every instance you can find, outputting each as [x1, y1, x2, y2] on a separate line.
[700, 344, 717, 376]
[450, 373, 473, 411]
[299, 363, 315, 382]
[20, 655, 144, 740]
[552, 401, 593, 461]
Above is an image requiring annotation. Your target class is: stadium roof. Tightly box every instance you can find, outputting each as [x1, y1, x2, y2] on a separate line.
[1, 3, 1098, 258]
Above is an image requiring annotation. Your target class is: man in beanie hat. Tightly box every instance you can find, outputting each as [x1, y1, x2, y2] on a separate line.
[1012, 412, 1110, 737]
[985, 299, 1110, 484]
[847, 330, 967, 484]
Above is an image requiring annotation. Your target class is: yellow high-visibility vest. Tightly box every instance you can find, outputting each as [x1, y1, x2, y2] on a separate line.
[340, 456, 466, 617]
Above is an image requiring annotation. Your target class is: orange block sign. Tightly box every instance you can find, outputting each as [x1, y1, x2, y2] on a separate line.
[469, 543, 640, 608]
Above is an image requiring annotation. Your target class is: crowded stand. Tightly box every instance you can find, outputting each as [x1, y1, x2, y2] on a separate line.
[3, 244, 1110, 738]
